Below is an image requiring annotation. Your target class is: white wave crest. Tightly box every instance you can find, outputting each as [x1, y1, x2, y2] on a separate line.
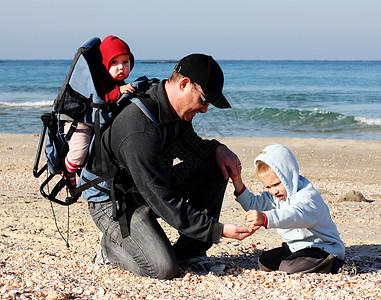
[312, 108, 331, 114]
[355, 116, 381, 126]
[0, 100, 53, 107]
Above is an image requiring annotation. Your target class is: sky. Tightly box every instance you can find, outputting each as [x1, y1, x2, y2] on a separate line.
[1, 0, 381, 60]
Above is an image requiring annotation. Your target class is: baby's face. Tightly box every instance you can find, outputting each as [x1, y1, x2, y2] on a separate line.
[259, 170, 287, 200]
[108, 54, 131, 81]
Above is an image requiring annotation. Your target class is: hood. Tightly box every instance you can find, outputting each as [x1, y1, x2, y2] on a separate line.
[99, 35, 134, 70]
[254, 144, 300, 199]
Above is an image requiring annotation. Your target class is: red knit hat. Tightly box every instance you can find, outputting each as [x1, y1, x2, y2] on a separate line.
[99, 35, 134, 71]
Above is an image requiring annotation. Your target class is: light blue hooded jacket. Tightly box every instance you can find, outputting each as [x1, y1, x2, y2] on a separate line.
[236, 144, 345, 259]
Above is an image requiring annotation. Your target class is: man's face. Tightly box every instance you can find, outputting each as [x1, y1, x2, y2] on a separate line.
[259, 170, 288, 201]
[177, 81, 210, 122]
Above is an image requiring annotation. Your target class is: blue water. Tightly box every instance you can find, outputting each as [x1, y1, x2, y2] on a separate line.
[0, 59, 380, 140]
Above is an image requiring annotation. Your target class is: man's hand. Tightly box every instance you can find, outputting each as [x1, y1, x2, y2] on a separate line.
[244, 210, 265, 227]
[221, 223, 259, 240]
[215, 145, 241, 180]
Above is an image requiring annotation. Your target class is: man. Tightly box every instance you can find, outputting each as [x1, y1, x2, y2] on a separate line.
[88, 54, 254, 279]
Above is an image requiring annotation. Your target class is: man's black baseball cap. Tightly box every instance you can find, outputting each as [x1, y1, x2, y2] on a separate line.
[174, 54, 231, 108]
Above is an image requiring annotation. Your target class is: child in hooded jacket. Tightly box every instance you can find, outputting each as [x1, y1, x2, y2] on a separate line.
[63, 35, 135, 186]
[230, 144, 347, 274]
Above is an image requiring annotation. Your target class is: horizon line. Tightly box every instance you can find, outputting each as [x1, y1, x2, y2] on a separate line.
[1, 58, 381, 62]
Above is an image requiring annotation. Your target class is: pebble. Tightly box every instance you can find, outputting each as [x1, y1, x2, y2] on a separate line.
[0, 236, 380, 299]
[1, 140, 381, 299]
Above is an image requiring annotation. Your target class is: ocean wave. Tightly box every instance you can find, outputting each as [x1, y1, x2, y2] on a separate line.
[0, 100, 53, 108]
[354, 116, 381, 126]
[230, 107, 381, 130]
[0, 85, 60, 93]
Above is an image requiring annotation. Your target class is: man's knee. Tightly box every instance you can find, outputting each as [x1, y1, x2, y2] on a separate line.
[149, 259, 179, 280]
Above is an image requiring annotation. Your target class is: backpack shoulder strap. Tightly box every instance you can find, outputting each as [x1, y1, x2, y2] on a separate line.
[130, 98, 167, 144]
[73, 97, 167, 197]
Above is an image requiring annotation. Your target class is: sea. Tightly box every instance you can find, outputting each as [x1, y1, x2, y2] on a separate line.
[1, 59, 381, 140]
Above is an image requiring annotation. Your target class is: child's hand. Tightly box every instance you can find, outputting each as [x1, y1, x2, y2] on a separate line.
[228, 170, 240, 181]
[229, 172, 245, 196]
[120, 83, 135, 94]
[244, 210, 264, 227]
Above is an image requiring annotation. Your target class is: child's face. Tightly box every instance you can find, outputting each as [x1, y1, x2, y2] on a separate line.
[108, 54, 131, 81]
[259, 170, 287, 200]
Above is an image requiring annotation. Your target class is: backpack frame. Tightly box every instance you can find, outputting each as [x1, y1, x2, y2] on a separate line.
[33, 37, 161, 206]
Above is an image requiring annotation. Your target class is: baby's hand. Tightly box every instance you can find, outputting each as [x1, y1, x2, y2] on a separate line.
[244, 210, 264, 227]
[119, 83, 135, 94]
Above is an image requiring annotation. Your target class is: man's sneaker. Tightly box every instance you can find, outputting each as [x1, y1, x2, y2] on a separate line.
[179, 255, 225, 274]
[337, 258, 357, 275]
[93, 247, 110, 265]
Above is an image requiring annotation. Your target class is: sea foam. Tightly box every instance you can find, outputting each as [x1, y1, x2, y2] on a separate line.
[355, 116, 381, 126]
[0, 100, 52, 108]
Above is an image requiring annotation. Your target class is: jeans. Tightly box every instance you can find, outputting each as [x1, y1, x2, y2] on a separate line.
[89, 157, 227, 279]
[89, 201, 178, 279]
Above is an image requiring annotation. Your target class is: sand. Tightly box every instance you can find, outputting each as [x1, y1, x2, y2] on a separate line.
[0, 133, 380, 299]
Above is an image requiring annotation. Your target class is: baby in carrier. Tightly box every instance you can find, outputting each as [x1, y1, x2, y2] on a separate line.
[63, 35, 135, 186]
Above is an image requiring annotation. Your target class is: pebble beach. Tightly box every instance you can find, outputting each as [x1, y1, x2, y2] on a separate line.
[1, 133, 380, 299]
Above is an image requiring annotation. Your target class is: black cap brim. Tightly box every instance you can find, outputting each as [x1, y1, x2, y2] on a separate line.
[205, 89, 231, 109]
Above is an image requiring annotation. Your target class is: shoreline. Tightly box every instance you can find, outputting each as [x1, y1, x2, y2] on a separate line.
[3, 132, 381, 184]
[1, 133, 380, 298]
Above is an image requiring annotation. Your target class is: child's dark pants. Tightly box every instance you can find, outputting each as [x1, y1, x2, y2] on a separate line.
[258, 242, 338, 274]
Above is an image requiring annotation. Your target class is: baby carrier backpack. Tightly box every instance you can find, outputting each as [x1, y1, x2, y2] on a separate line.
[33, 37, 161, 207]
